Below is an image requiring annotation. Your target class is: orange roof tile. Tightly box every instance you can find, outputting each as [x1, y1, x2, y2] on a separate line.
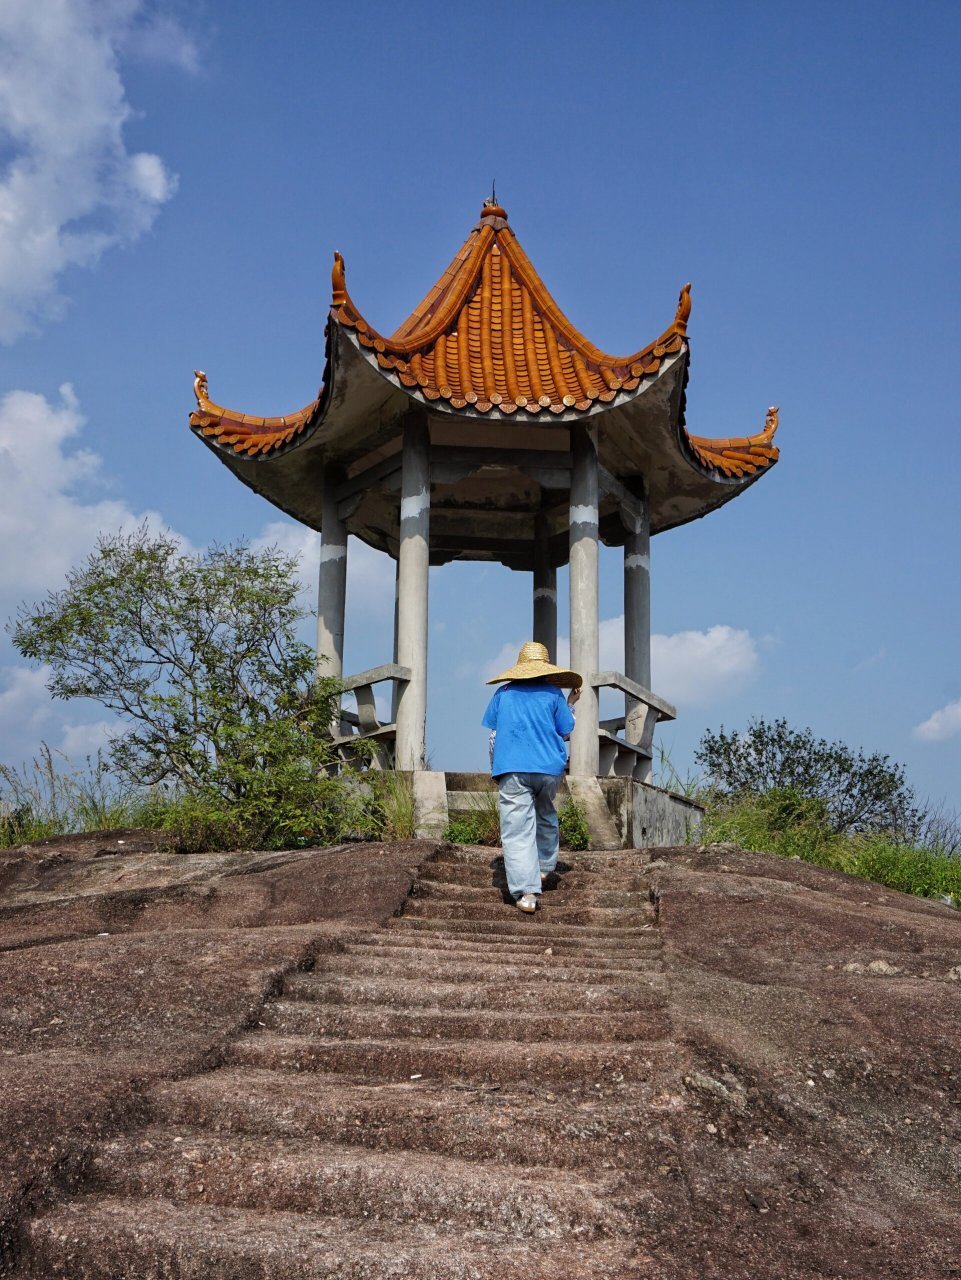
[686, 406, 780, 479]
[189, 201, 779, 489]
[189, 370, 322, 457]
[331, 201, 690, 416]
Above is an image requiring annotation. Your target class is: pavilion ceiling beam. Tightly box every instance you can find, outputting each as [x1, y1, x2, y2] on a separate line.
[334, 454, 403, 504]
[431, 445, 572, 472]
[598, 465, 646, 522]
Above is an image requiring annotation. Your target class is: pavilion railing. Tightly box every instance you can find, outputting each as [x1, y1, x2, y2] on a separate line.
[331, 663, 411, 770]
[591, 671, 677, 784]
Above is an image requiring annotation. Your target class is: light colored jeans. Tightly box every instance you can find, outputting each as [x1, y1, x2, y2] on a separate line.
[497, 772, 561, 899]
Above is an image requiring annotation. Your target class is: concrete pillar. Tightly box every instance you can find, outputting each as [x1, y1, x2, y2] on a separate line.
[532, 511, 557, 660]
[394, 415, 430, 770]
[568, 425, 600, 776]
[315, 460, 347, 681]
[390, 556, 401, 722]
[624, 487, 651, 690]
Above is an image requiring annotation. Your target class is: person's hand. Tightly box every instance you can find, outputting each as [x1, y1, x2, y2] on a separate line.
[567, 686, 581, 706]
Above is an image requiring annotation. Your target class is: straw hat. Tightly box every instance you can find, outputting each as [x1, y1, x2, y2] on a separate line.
[486, 641, 583, 689]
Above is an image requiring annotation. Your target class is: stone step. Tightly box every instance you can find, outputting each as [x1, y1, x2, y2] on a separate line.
[89, 1128, 621, 1237]
[401, 899, 654, 929]
[259, 999, 669, 1044]
[321, 949, 660, 986]
[437, 847, 655, 871]
[21, 1196, 647, 1279]
[342, 936, 662, 969]
[225, 1032, 668, 1085]
[412, 880, 654, 910]
[149, 1069, 659, 1171]
[284, 972, 662, 1012]
[418, 862, 654, 893]
[350, 927, 660, 957]
[385, 915, 657, 943]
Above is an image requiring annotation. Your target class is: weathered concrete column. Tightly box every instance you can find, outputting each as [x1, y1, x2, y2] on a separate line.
[390, 556, 401, 722]
[532, 511, 557, 660]
[394, 415, 430, 770]
[315, 460, 347, 681]
[568, 425, 600, 776]
[624, 487, 651, 691]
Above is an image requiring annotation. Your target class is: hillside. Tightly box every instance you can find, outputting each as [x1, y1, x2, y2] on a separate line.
[1, 833, 959, 1277]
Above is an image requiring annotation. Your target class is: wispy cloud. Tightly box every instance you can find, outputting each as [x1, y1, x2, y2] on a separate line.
[252, 521, 395, 618]
[0, 0, 185, 341]
[914, 697, 961, 743]
[482, 621, 760, 708]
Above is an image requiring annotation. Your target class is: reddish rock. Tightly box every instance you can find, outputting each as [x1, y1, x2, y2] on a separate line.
[1, 835, 960, 1277]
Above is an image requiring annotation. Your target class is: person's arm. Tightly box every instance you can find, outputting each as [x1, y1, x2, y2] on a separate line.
[556, 686, 579, 738]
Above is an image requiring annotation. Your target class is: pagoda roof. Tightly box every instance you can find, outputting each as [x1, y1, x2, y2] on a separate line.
[189, 201, 780, 546]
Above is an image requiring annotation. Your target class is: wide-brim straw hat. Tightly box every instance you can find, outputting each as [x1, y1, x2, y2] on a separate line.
[486, 641, 583, 689]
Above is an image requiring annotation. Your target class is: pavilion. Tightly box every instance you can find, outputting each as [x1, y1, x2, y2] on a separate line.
[190, 200, 779, 844]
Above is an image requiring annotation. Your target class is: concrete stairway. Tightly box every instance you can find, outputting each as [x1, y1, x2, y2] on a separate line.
[14, 846, 683, 1278]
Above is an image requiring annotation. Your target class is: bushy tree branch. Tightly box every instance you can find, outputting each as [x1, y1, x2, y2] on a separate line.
[11, 527, 340, 800]
[695, 717, 920, 836]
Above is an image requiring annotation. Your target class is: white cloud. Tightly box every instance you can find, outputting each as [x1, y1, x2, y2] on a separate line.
[0, 384, 166, 607]
[482, 621, 759, 709]
[0, 665, 56, 744]
[652, 625, 759, 706]
[0, 0, 182, 341]
[121, 11, 199, 74]
[58, 717, 118, 759]
[252, 520, 396, 619]
[914, 697, 961, 743]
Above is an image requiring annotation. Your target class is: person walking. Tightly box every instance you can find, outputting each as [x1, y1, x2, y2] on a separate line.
[482, 642, 582, 912]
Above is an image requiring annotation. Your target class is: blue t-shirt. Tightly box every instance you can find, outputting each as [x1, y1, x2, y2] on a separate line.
[481, 680, 575, 777]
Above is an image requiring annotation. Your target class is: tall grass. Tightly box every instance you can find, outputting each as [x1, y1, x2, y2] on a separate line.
[704, 787, 961, 906]
[0, 746, 158, 847]
[375, 770, 417, 840]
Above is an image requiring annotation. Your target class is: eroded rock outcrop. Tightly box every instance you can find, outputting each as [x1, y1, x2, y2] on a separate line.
[1, 836, 959, 1277]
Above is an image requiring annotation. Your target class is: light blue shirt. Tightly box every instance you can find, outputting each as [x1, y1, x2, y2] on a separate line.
[481, 681, 575, 777]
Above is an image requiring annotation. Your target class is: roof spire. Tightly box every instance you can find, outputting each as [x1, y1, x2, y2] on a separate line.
[480, 187, 508, 223]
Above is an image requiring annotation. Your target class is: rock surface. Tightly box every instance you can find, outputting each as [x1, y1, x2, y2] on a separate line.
[0, 834, 959, 1276]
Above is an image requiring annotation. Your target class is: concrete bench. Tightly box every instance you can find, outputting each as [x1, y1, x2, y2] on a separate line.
[591, 671, 677, 783]
[332, 663, 411, 769]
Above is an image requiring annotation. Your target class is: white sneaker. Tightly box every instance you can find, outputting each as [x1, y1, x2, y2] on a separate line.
[516, 894, 538, 913]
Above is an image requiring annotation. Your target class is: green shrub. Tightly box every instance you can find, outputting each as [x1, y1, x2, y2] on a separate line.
[703, 788, 961, 906]
[696, 718, 919, 836]
[558, 797, 590, 850]
[444, 791, 501, 846]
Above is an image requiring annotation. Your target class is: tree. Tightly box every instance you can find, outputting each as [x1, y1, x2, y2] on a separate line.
[694, 717, 919, 836]
[11, 527, 342, 802]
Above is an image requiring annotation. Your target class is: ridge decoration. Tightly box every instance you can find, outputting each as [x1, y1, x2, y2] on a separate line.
[686, 406, 780, 479]
[189, 370, 323, 457]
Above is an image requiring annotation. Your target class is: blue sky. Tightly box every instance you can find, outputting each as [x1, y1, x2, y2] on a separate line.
[1, 0, 959, 810]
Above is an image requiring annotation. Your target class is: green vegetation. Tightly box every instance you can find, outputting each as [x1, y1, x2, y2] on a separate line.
[557, 797, 590, 850]
[696, 717, 919, 836]
[0, 747, 161, 847]
[444, 790, 501, 846]
[443, 790, 590, 851]
[697, 713, 960, 907]
[6, 529, 382, 851]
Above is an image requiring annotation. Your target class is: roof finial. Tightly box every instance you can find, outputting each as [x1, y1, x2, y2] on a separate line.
[480, 185, 507, 222]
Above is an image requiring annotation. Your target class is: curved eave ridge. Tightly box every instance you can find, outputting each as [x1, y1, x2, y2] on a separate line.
[189, 370, 325, 459]
[685, 406, 780, 481]
[329, 203, 692, 417]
